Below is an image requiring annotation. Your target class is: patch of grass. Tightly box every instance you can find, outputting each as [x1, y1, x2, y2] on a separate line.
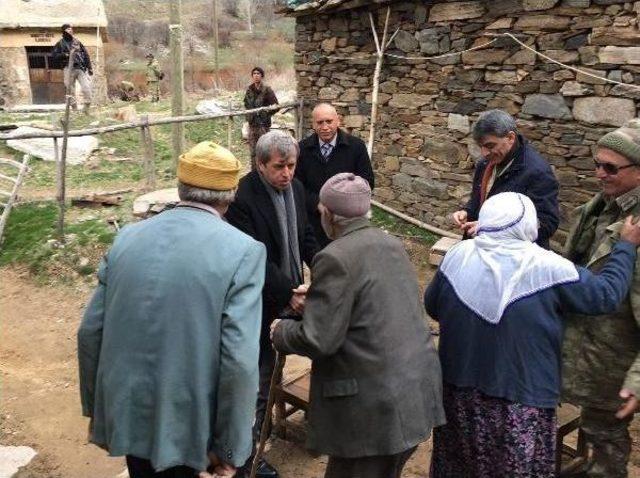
[0, 202, 118, 280]
[0, 202, 57, 268]
[372, 206, 438, 246]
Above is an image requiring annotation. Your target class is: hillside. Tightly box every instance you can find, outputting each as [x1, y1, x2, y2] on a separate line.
[102, 0, 295, 94]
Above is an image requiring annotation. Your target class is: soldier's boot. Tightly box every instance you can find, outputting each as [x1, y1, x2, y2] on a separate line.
[581, 407, 632, 478]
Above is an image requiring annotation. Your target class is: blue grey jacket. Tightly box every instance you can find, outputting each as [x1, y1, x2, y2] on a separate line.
[78, 206, 266, 471]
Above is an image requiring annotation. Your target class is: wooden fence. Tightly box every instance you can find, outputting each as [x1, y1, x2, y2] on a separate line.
[0, 98, 304, 240]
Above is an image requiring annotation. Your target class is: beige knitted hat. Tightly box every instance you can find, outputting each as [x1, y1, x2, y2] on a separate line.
[319, 173, 371, 217]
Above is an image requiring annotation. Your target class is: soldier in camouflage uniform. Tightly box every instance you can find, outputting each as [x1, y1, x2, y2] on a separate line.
[563, 119, 640, 478]
[145, 53, 163, 103]
[243, 67, 278, 170]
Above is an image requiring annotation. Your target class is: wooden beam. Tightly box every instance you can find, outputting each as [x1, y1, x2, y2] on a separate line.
[0, 102, 298, 141]
[170, 0, 185, 166]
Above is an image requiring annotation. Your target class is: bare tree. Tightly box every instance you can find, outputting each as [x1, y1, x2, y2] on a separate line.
[242, 0, 277, 33]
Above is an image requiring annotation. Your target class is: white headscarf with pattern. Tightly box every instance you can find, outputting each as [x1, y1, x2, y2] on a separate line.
[440, 192, 579, 324]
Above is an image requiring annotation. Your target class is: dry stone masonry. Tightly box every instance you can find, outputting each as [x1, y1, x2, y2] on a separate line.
[293, 0, 640, 243]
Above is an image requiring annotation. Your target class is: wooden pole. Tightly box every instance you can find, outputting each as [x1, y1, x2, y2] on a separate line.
[371, 199, 462, 240]
[139, 115, 157, 191]
[57, 95, 72, 241]
[170, 0, 185, 167]
[367, 7, 390, 159]
[0, 102, 297, 140]
[212, 0, 220, 87]
[0, 154, 30, 246]
[249, 353, 286, 478]
[296, 98, 304, 140]
[227, 100, 233, 149]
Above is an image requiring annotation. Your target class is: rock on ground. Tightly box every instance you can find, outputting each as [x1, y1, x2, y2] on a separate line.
[133, 188, 179, 217]
[6, 127, 99, 165]
[195, 100, 229, 115]
[0, 446, 37, 478]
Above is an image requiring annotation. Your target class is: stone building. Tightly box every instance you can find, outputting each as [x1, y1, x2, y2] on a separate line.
[0, 0, 108, 107]
[286, 0, 640, 242]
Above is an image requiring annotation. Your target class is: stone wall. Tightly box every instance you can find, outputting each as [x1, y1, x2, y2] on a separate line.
[0, 47, 32, 106]
[294, 0, 640, 243]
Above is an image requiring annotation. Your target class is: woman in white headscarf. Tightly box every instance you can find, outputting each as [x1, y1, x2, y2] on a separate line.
[425, 192, 640, 478]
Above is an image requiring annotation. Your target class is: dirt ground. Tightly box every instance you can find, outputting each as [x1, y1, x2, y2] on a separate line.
[2, 238, 640, 477]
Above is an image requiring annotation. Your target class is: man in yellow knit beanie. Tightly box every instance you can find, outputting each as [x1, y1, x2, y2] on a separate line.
[79, 142, 266, 478]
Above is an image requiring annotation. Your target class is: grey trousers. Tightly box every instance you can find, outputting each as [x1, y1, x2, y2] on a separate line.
[324, 446, 417, 478]
[63, 67, 92, 105]
[581, 407, 632, 478]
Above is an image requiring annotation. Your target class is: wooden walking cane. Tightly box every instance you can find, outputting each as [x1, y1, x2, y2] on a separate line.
[249, 352, 286, 478]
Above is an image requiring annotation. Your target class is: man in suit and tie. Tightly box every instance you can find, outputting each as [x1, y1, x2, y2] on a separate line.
[296, 103, 375, 247]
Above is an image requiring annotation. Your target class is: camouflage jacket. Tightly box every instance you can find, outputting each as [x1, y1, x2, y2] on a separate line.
[562, 186, 640, 411]
[146, 59, 162, 83]
[243, 83, 278, 127]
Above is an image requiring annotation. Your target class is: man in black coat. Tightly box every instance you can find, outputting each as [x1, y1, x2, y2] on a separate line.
[225, 130, 319, 478]
[296, 103, 375, 247]
[452, 109, 559, 248]
[52, 24, 93, 113]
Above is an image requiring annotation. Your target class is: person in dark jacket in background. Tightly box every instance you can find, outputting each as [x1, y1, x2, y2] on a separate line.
[243, 67, 279, 170]
[426, 192, 640, 478]
[226, 130, 318, 478]
[52, 24, 93, 113]
[451, 109, 559, 248]
[296, 103, 374, 248]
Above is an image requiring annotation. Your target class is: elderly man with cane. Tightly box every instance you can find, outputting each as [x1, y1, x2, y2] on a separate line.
[270, 173, 445, 478]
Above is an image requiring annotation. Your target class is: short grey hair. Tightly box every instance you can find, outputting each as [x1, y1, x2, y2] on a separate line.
[255, 130, 299, 165]
[177, 181, 236, 207]
[472, 109, 519, 141]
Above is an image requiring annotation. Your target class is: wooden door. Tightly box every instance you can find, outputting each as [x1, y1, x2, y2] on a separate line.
[26, 47, 66, 104]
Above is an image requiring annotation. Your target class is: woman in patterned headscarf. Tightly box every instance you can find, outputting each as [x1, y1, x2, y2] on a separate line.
[425, 192, 640, 478]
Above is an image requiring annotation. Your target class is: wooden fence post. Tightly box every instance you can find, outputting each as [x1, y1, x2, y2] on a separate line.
[227, 100, 233, 149]
[57, 95, 72, 241]
[296, 98, 304, 140]
[139, 115, 157, 191]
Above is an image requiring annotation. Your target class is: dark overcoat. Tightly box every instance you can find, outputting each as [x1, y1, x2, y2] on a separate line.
[463, 138, 559, 248]
[225, 171, 318, 341]
[296, 129, 375, 246]
[273, 219, 446, 458]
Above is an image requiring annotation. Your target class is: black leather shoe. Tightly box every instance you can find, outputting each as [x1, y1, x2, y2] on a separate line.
[255, 459, 279, 478]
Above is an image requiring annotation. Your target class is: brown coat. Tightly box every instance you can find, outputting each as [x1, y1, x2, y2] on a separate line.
[273, 219, 445, 458]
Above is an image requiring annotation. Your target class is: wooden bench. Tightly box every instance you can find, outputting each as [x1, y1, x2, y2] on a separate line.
[557, 403, 589, 476]
[274, 371, 589, 476]
[273, 369, 310, 439]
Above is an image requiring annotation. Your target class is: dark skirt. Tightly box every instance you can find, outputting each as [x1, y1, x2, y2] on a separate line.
[430, 383, 556, 478]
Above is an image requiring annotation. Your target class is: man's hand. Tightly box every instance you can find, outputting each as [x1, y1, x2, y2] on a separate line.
[452, 210, 468, 227]
[318, 202, 328, 216]
[204, 452, 236, 477]
[462, 220, 479, 237]
[293, 284, 309, 295]
[620, 215, 640, 246]
[289, 284, 309, 314]
[288, 292, 305, 314]
[616, 388, 639, 419]
[270, 318, 282, 341]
